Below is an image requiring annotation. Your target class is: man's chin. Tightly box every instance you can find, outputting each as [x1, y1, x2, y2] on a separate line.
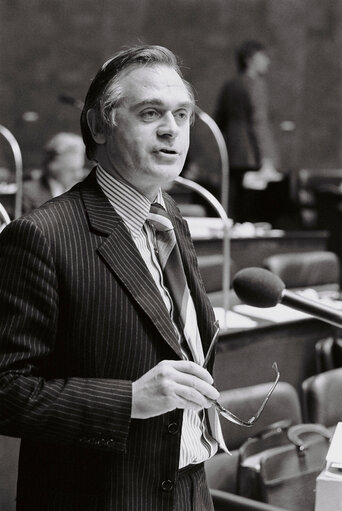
[151, 164, 183, 183]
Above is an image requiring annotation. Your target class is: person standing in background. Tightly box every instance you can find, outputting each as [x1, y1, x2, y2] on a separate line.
[214, 40, 282, 222]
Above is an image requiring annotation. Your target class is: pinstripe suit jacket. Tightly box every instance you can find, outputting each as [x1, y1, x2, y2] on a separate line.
[0, 169, 217, 511]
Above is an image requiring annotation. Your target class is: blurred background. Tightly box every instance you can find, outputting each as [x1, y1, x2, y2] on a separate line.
[3, 4, 342, 510]
[1, 0, 342, 233]
[1, 1, 341, 177]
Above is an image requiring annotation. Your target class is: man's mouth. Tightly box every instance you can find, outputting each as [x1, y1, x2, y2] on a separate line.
[157, 148, 178, 155]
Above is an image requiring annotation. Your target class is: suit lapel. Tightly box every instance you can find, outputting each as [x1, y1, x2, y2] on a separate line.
[80, 170, 183, 359]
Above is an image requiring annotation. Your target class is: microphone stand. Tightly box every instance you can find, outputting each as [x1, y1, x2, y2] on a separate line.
[194, 106, 229, 213]
[175, 107, 231, 328]
[174, 176, 231, 329]
[0, 125, 23, 219]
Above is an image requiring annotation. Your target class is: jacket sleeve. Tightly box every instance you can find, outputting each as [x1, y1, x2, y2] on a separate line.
[0, 217, 132, 453]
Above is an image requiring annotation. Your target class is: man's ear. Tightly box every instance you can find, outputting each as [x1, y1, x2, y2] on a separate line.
[87, 109, 106, 144]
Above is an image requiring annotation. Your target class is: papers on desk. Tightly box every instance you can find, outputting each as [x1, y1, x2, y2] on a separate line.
[326, 422, 342, 467]
[315, 422, 342, 511]
[185, 216, 285, 240]
[214, 302, 314, 328]
[185, 217, 229, 239]
[213, 308, 258, 329]
[234, 303, 311, 323]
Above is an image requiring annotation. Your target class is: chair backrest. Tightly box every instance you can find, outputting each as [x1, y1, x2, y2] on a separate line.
[315, 337, 342, 373]
[218, 381, 302, 451]
[263, 250, 340, 289]
[302, 367, 342, 427]
[197, 255, 237, 293]
[197, 254, 224, 293]
[205, 381, 302, 495]
[210, 488, 289, 511]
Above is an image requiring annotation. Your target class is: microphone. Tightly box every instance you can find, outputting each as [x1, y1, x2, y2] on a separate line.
[232, 267, 342, 328]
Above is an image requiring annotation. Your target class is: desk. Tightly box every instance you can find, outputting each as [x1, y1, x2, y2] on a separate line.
[194, 230, 329, 271]
[212, 307, 340, 402]
[316, 186, 342, 262]
[194, 229, 330, 294]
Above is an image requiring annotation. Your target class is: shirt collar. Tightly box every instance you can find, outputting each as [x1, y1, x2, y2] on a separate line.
[96, 164, 164, 236]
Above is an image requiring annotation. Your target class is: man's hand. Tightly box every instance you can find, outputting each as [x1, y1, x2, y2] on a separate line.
[131, 360, 220, 419]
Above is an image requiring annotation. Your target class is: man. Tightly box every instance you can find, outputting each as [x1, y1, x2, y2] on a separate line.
[0, 45, 227, 510]
[214, 40, 282, 221]
[22, 132, 87, 214]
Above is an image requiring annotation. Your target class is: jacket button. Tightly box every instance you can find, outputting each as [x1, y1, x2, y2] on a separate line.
[168, 422, 179, 435]
[106, 439, 116, 447]
[161, 480, 174, 492]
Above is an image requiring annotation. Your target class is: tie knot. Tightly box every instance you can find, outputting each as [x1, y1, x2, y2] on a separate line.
[148, 203, 173, 232]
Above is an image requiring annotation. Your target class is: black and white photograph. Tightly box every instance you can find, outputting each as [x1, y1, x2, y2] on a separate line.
[0, 1, 341, 510]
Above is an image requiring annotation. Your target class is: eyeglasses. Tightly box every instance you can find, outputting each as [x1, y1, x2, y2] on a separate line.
[204, 321, 280, 428]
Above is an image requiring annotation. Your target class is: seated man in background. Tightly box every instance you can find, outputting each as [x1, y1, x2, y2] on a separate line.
[22, 132, 86, 214]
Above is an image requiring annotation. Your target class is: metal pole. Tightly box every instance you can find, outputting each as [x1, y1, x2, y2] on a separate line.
[0, 125, 23, 218]
[175, 176, 231, 328]
[194, 106, 229, 213]
[186, 107, 231, 327]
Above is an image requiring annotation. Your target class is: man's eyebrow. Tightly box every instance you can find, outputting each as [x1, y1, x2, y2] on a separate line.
[131, 99, 194, 110]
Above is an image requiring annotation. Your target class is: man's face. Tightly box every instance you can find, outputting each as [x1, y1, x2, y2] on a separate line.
[251, 51, 270, 76]
[98, 64, 193, 199]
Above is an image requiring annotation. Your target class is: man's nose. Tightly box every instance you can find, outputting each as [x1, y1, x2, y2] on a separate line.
[157, 112, 179, 137]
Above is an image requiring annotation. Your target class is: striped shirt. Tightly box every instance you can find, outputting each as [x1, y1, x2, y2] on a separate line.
[96, 165, 218, 468]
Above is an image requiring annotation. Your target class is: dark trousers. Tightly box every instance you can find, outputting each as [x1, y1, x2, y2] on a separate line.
[173, 463, 214, 511]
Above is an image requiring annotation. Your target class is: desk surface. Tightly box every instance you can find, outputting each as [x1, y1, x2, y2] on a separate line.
[214, 315, 336, 399]
[211, 290, 341, 400]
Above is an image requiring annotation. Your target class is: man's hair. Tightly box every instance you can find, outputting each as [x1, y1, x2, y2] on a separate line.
[235, 40, 266, 73]
[80, 45, 195, 160]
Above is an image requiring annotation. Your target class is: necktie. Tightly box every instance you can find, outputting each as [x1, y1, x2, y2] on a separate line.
[147, 202, 230, 455]
[147, 202, 204, 365]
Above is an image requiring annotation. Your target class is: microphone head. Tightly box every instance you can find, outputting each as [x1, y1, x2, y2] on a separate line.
[232, 267, 285, 307]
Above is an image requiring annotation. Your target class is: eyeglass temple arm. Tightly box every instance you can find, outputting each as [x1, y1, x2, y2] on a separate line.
[214, 362, 280, 427]
[248, 362, 280, 423]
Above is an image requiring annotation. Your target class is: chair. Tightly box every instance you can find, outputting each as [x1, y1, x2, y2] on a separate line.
[315, 336, 342, 373]
[263, 251, 340, 291]
[297, 168, 342, 228]
[197, 255, 238, 295]
[302, 367, 342, 430]
[211, 488, 288, 510]
[205, 381, 302, 496]
[197, 254, 224, 293]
